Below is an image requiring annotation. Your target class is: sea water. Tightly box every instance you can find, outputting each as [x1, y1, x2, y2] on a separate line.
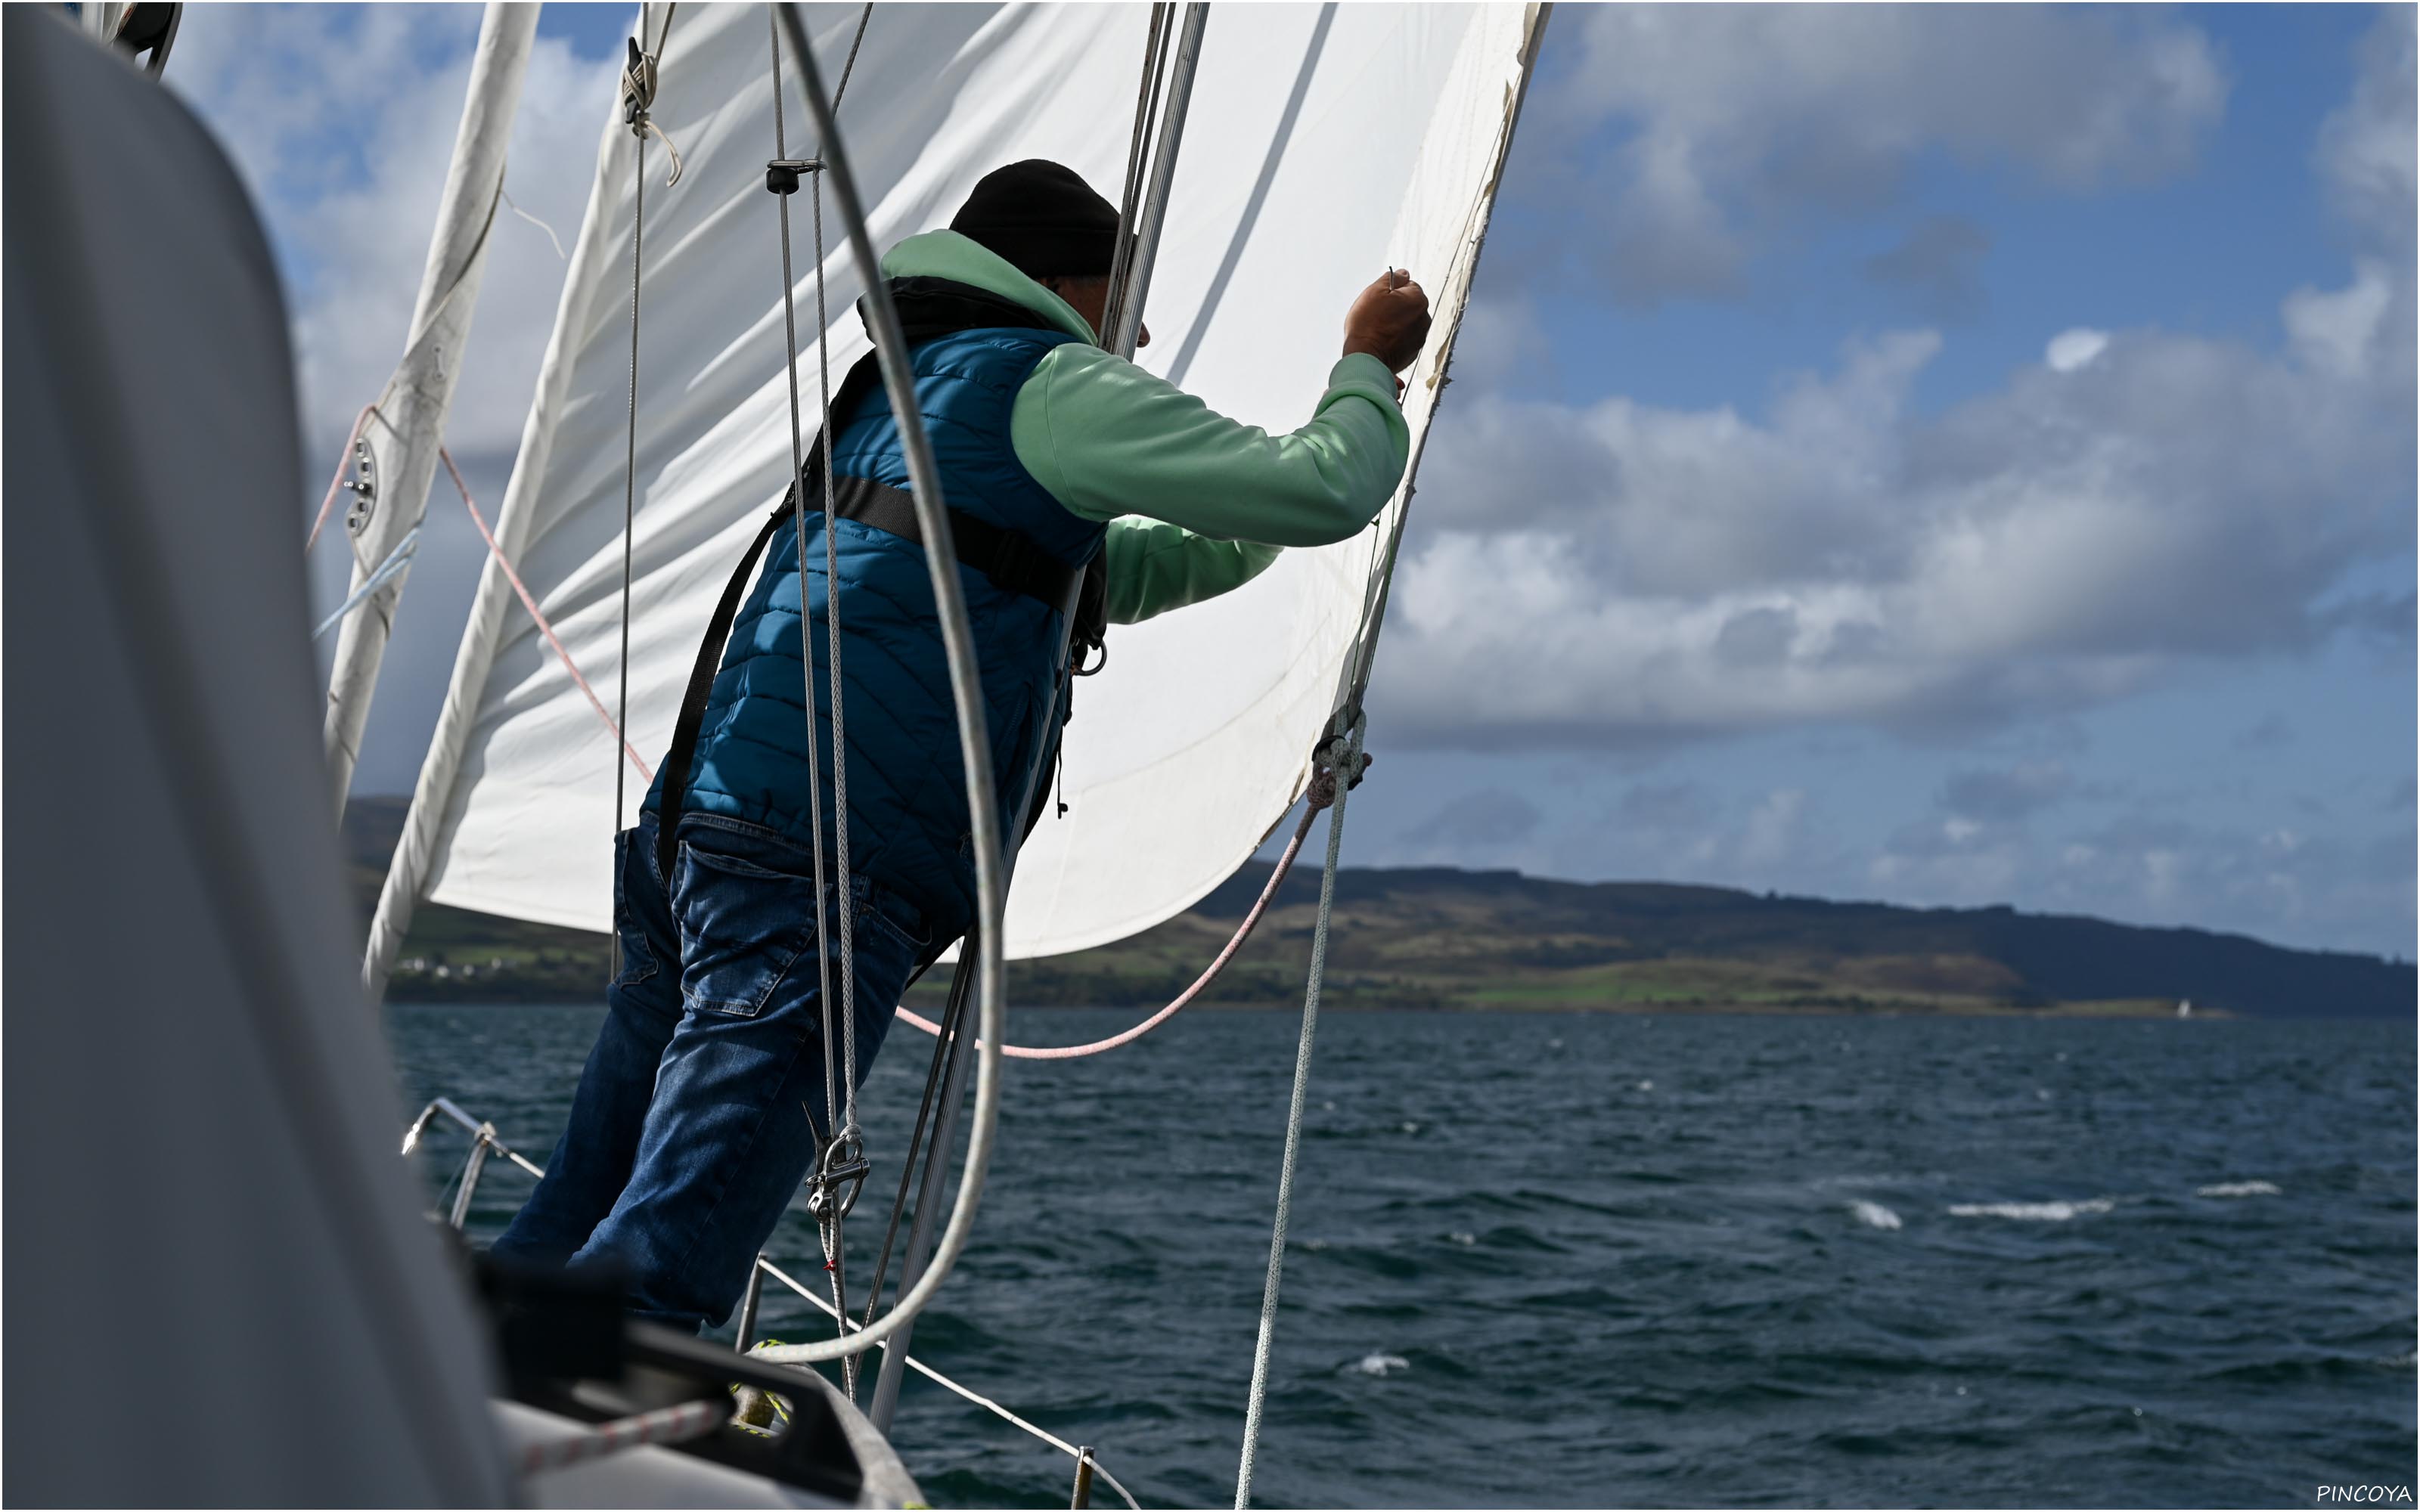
[388, 1007, 2415, 1508]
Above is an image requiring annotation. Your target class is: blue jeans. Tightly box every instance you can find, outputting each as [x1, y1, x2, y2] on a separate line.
[495, 813, 928, 1331]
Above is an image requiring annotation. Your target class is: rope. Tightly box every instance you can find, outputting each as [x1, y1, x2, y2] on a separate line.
[810, 175, 864, 1148]
[1100, 5, 1171, 345]
[619, 9, 684, 189]
[501, 185, 567, 261]
[751, 1259, 1146, 1511]
[767, 0, 843, 1235]
[857, 961, 969, 1338]
[313, 527, 420, 640]
[612, 1, 686, 838]
[891, 791, 1326, 1059]
[769, 1, 877, 1391]
[1234, 718, 1364, 1510]
[831, 2, 872, 104]
[754, 0, 1009, 1370]
[443, 446, 653, 781]
[616, 51, 646, 846]
[612, 2, 684, 987]
[812, 3, 878, 1394]
[806, 2, 876, 1153]
[516, 1397, 725, 1476]
[1225, 13, 1545, 1481]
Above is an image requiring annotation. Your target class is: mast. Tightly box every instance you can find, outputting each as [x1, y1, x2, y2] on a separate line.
[320, 3, 538, 804]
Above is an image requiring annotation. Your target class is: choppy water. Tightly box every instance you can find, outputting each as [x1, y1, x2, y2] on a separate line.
[388, 1006, 2415, 1508]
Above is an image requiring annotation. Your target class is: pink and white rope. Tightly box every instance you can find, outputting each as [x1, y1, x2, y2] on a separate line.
[893, 799, 1321, 1059]
[308, 405, 651, 781]
[515, 1397, 725, 1476]
[440, 447, 654, 782]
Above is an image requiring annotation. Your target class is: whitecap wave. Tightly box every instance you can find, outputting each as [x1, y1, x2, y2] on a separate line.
[1947, 1198, 2114, 1221]
[2197, 1180, 2282, 1198]
[1349, 1352, 1410, 1377]
[1447, 1231, 1477, 1246]
[1850, 1201, 1903, 1231]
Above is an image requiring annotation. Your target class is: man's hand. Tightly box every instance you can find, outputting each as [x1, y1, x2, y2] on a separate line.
[1342, 268, 1432, 375]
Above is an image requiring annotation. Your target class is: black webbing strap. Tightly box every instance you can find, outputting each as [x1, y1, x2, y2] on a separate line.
[824, 474, 1084, 608]
[653, 500, 797, 882]
[656, 340, 879, 881]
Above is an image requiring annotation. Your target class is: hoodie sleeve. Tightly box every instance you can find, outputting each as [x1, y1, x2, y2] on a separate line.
[1097, 519, 1283, 625]
[1010, 346, 1410, 548]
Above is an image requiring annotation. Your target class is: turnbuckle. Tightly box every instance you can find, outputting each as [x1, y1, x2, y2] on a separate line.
[805, 1132, 870, 1222]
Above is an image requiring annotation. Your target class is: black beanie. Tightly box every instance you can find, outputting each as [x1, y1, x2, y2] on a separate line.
[950, 160, 1122, 280]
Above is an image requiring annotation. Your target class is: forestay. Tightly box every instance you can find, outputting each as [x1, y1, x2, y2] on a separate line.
[402, 2, 1537, 956]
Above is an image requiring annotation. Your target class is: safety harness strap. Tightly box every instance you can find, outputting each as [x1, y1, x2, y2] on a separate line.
[824, 472, 1086, 608]
[653, 278, 1105, 881]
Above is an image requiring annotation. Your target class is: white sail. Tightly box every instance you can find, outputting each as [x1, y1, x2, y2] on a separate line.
[395, 1, 1540, 958]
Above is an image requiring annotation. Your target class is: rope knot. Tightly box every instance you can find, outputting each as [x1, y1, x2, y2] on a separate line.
[1306, 766, 1340, 812]
[1306, 741, 1372, 812]
[620, 37, 658, 129]
[621, 37, 685, 187]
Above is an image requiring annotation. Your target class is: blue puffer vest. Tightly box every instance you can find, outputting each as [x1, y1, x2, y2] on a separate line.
[642, 323, 1100, 940]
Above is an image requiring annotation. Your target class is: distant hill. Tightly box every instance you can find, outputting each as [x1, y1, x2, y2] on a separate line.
[344, 797, 2413, 1018]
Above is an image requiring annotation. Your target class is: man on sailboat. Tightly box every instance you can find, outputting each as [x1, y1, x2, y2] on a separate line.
[495, 160, 1431, 1331]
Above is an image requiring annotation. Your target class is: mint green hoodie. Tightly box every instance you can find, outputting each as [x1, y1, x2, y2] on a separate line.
[879, 231, 1412, 624]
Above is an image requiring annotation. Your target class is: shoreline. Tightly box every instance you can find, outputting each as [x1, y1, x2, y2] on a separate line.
[380, 993, 2281, 1020]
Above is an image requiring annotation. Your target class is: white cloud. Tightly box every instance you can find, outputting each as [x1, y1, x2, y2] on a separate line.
[2317, 5, 2418, 253]
[1385, 12, 2414, 753]
[168, 8, 619, 473]
[166, 8, 624, 792]
[2290, 8, 2418, 391]
[1876, 806, 2413, 954]
[1387, 304, 2409, 746]
[1739, 788, 1810, 869]
[1528, 6, 2229, 304]
[2283, 259, 2398, 380]
[1445, 294, 1556, 392]
[2043, 328, 2109, 373]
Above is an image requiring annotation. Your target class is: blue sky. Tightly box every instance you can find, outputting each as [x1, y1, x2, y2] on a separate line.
[166, 5, 2415, 958]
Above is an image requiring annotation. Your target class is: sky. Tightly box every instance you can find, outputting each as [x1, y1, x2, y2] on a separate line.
[164, 4, 2415, 959]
